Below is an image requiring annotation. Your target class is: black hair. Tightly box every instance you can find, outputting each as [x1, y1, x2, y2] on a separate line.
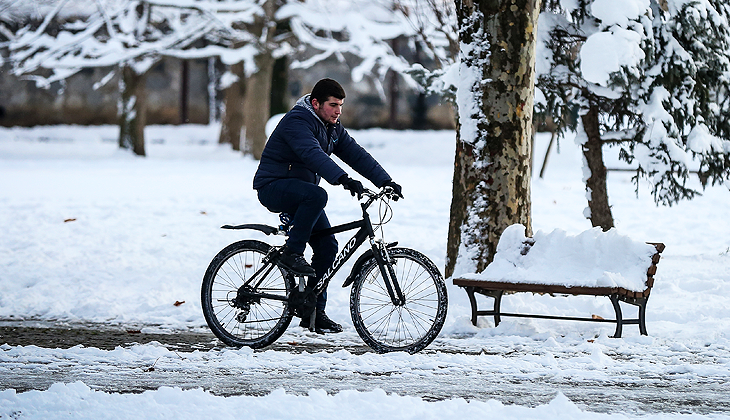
[311, 78, 346, 104]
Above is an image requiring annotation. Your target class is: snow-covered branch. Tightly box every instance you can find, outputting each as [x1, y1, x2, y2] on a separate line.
[537, 0, 730, 207]
[5, 0, 263, 87]
[281, 0, 417, 83]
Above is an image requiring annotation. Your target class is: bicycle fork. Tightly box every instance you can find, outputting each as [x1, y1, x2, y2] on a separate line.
[371, 239, 406, 306]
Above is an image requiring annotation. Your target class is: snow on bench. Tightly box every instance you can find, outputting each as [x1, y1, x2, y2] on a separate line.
[452, 225, 664, 338]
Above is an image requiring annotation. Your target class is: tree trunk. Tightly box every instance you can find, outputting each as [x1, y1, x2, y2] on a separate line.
[388, 69, 399, 129]
[243, 52, 275, 160]
[241, 0, 278, 160]
[389, 38, 400, 129]
[180, 59, 189, 124]
[218, 61, 245, 151]
[270, 56, 289, 116]
[118, 64, 148, 157]
[580, 105, 614, 230]
[445, 0, 540, 278]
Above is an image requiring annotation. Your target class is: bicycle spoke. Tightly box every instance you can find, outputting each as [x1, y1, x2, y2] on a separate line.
[202, 240, 294, 349]
[351, 249, 447, 353]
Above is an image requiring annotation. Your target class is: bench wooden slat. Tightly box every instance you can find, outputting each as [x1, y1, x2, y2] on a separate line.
[452, 278, 627, 296]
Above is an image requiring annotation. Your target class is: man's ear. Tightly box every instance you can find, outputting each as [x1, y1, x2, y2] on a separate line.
[311, 97, 320, 110]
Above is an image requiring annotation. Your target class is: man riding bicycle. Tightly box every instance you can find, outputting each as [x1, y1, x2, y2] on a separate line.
[253, 78, 403, 334]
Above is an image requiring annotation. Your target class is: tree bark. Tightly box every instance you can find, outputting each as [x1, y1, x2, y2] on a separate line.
[118, 64, 148, 157]
[180, 59, 189, 124]
[218, 61, 245, 151]
[445, 0, 539, 278]
[580, 105, 614, 230]
[269, 56, 289, 116]
[243, 52, 275, 159]
[241, 0, 278, 160]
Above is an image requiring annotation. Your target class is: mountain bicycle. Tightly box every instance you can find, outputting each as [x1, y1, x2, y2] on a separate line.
[201, 187, 448, 354]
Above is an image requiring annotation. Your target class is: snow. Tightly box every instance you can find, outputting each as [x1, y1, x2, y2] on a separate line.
[556, 0, 652, 88]
[580, 29, 645, 87]
[667, 0, 729, 27]
[687, 124, 729, 155]
[539, 0, 730, 208]
[459, 225, 657, 292]
[591, 0, 650, 27]
[281, 0, 414, 82]
[455, 9, 489, 151]
[560, 0, 580, 13]
[6, 0, 263, 87]
[218, 71, 239, 89]
[1, 382, 699, 420]
[1, 125, 730, 418]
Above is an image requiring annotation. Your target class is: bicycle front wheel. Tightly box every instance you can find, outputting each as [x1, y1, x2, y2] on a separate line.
[350, 247, 447, 354]
[201, 240, 294, 349]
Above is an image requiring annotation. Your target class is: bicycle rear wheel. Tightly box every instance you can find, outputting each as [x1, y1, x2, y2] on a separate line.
[201, 240, 294, 349]
[350, 247, 447, 354]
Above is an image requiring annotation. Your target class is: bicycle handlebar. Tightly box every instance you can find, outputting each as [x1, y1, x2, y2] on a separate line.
[360, 186, 400, 208]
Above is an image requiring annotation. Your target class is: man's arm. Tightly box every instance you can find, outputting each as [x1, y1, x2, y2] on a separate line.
[334, 127, 392, 188]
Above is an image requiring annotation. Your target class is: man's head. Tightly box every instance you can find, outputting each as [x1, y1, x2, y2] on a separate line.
[311, 78, 345, 124]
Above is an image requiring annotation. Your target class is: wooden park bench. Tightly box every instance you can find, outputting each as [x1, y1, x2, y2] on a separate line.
[453, 242, 665, 338]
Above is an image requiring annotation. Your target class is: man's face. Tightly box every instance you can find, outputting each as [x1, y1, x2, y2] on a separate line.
[312, 96, 343, 124]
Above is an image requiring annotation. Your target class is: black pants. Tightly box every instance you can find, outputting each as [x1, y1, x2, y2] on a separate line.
[257, 179, 338, 311]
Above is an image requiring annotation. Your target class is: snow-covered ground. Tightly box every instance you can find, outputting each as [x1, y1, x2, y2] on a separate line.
[1, 125, 729, 418]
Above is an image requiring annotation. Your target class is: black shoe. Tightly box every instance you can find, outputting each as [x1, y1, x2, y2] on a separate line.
[299, 309, 343, 334]
[278, 247, 316, 276]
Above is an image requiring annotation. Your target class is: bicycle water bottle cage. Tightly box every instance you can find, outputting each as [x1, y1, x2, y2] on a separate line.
[279, 213, 293, 235]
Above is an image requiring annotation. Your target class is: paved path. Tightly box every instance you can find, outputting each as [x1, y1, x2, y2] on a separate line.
[1, 321, 729, 415]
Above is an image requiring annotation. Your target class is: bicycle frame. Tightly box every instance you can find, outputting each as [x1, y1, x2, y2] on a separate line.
[238, 190, 406, 306]
[312, 196, 405, 306]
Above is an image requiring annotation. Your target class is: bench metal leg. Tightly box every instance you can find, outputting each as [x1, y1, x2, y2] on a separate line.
[493, 290, 503, 327]
[459, 286, 649, 337]
[466, 287, 478, 326]
[465, 287, 503, 327]
[638, 296, 648, 335]
[610, 294, 623, 338]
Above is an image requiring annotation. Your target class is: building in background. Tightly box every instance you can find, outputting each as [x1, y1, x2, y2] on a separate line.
[0, 53, 455, 130]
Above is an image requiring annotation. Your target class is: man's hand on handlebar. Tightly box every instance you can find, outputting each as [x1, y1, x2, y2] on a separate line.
[339, 175, 365, 199]
[383, 180, 404, 201]
[340, 175, 403, 202]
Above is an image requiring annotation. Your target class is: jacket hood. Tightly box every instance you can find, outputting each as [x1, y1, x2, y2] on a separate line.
[296, 94, 340, 127]
[296, 95, 322, 124]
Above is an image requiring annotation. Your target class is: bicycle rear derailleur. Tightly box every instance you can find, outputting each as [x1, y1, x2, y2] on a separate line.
[231, 285, 260, 323]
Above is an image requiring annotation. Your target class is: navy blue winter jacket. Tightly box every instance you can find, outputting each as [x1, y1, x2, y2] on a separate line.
[253, 95, 391, 190]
